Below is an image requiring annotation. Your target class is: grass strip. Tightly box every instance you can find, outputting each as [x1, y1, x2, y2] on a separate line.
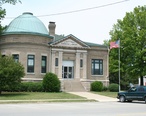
[93, 92, 117, 98]
[0, 92, 85, 100]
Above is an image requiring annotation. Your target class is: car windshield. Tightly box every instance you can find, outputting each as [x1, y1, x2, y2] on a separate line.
[128, 87, 137, 92]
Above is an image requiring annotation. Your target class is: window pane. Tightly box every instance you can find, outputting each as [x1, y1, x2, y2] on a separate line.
[28, 59, 34, 66]
[27, 55, 34, 73]
[41, 56, 47, 73]
[42, 60, 45, 67]
[95, 63, 99, 69]
[55, 58, 58, 66]
[80, 59, 83, 67]
[91, 59, 103, 75]
[28, 55, 34, 58]
[13, 54, 19, 62]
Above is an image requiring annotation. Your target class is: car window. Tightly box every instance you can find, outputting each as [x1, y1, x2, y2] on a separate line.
[129, 87, 137, 92]
[138, 87, 144, 92]
[144, 87, 146, 91]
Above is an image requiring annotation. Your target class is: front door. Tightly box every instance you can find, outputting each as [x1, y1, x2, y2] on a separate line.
[62, 60, 74, 79]
[62, 66, 74, 79]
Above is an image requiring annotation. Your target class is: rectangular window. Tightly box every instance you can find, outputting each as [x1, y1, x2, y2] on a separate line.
[55, 58, 58, 66]
[92, 59, 103, 75]
[27, 55, 35, 73]
[12, 54, 19, 62]
[80, 59, 83, 67]
[41, 56, 47, 73]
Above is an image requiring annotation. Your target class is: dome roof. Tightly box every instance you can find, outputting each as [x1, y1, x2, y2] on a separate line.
[4, 12, 50, 37]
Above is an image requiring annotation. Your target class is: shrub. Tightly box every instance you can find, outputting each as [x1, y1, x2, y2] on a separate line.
[24, 82, 43, 92]
[91, 81, 103, 92]
[102, 86, 108, 91]
[3, 82, 43, 92]
[23, 82, 43, 92]
[108, 83, 119, 92]
[43, 72, 61, 92]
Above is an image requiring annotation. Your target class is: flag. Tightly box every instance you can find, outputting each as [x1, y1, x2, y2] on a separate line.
[110, 40, 120, 49]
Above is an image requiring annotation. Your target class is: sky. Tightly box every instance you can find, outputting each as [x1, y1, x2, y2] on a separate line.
[1, 0, 146, 44]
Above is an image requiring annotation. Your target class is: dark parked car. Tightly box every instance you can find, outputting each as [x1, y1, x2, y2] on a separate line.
[117, 86, 146, 103]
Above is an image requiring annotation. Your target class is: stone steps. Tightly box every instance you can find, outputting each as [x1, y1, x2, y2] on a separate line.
[62, 79, 86, 92]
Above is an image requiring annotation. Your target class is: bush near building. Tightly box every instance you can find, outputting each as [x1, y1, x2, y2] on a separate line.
[43, 72, 61, 92]
[108, 83, 119, 92]
[2, 82, 43, 92]
[2, 72, 61, 92]
[91, 81, 103, 92]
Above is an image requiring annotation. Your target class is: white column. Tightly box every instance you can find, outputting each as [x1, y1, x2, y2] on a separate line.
[51, 51, 55, 73]
[58, 51, 63, 79]
[83, 53, 87, 79]
[75, 52, 80, 78]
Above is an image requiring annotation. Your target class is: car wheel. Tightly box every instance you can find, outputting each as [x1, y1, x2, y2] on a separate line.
[119, 96, 125, 102]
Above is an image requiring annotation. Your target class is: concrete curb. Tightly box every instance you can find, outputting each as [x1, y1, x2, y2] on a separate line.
[0, 99, 96, 104]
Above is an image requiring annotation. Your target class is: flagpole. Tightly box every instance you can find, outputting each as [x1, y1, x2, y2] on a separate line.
[118, 40, 121, 92]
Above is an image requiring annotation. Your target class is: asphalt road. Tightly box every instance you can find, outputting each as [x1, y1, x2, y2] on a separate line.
[0, 101, 146, 116]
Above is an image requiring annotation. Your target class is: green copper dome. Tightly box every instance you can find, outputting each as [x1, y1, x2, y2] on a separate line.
[4, 12, 50, 36]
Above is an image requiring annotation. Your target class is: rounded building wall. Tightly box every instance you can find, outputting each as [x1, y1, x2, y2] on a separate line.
[0, 34, 52, 80]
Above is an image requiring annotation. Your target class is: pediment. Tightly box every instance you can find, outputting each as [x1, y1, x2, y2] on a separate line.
[51, 34, 90, 48]
[57, 38, 82, 47]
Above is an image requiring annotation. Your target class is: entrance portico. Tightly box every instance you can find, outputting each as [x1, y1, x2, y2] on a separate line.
[51, 48, 88, 80]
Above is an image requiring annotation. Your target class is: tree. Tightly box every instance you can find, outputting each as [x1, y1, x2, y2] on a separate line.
[109, 6, 146, 87]
[0, 0, 21, 34]
[0, 55, 25, 94]
[0, 0, 21, 5]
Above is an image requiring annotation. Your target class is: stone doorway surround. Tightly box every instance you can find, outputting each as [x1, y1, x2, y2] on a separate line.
[51, 48, 87, 80]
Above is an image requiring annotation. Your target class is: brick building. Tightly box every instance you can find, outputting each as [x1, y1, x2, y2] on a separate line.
[0, 12, 109, 91]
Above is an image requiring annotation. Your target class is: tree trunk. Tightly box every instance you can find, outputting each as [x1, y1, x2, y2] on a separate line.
[140, 75, 144, 86]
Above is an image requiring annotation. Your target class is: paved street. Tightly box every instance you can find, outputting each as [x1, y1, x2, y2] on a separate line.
[0, 101, 146, 116]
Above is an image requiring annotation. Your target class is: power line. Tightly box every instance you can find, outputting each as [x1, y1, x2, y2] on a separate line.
[37, 0, 130, 17]
[5, 0, 130, 19]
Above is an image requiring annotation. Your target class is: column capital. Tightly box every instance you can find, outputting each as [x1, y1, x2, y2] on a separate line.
[51, 51, 56, 54]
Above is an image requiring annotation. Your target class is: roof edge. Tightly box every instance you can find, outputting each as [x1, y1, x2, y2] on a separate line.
[2, 32, 54, 38]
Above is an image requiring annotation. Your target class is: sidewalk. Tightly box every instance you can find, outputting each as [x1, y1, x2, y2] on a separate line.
[68, 92, 117, 102]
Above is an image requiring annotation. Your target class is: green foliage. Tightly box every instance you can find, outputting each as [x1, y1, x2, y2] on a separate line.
[109, 6, 146, 86]
[0, 7, 6, 34]
[0, 55, 25, 93]
[2, 82, 43, 92]
[20, 82, 43, 92]
[102, 86, 108, 91]
[0, 0, 21, 34]
[43, 72, 61, 92]
[108, 83, 119, 92]
[91, 81, 103, 92]
[0, 0, 21, 5]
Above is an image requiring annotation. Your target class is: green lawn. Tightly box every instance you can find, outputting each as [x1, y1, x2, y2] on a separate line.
[0, 92, 85, 100]
[0, 91, 117, 103]
[93, 92, 117, 98]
